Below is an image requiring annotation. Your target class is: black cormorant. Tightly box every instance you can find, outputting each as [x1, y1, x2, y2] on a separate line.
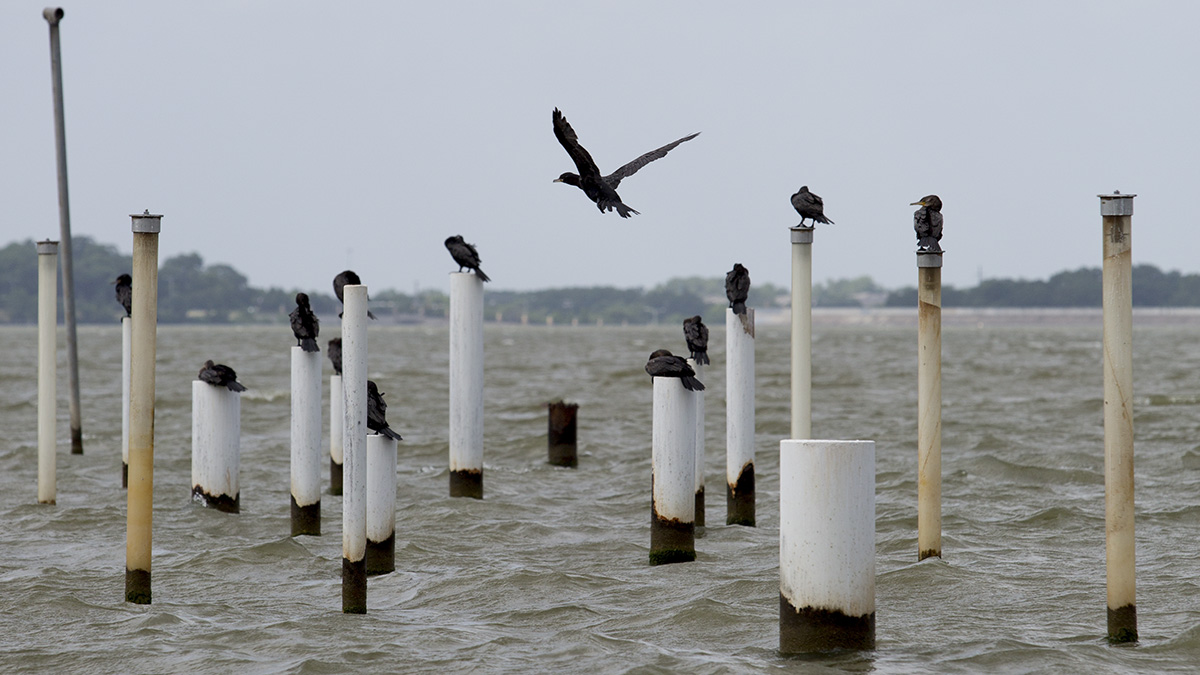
[911, 195, 943, 252]
[645, 349, 705, 391]
[327, 338, 342, 375]
[444, 235, 491, 282]
[725, 263, 750, 315]
[367, 380, 403, 441]
[791, 186, 833, 226]
[333, 270, 377, 320]
[114, 274, 132, 317]
[199, 360, 246, 392]
[683, 316, 710, 366]
[289, 292, 320, 353]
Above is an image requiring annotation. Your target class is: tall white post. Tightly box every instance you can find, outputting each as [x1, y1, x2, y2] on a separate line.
[779, 439, 875, 653]
[121, 316, 131, 488]
[790, 227, 813, 439]
[689, 360, 706, 528]
[449, 272, 484, 498]
[725, 307, 756, 526]
[917, 251, 943, 560]
[291, 347, 322, 536]
[341, 285, 369, 613]
[37, 240, 58, 505]
[191, 381, 241, 513]
[366, 434, 398, 575]
[329, 374, 343, 495]
[650, 377, 696, 565]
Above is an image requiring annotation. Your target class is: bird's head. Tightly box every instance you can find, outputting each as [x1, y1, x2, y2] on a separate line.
[445, 235, 463, 246]
[296, 292, 309, 306]
[648, 349, 673, 360]
[367, 380, 382, 398]
[114, 273, 131, 285]
[554, 172, 580, 187]
[910, 195, 942, 211]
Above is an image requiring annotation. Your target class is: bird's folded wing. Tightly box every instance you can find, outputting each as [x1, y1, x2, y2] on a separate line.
[553, 109, 603, 179]
[604, 132, 699, 188]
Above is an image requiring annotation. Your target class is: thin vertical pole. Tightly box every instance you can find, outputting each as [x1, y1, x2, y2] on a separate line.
[291, 347, 322, 535]
[690, 360, 705, 528]
[790, 227, 813, 439]
[37, 240, 58, 505]
[329, 374, 343, 495]
[449, 272, 484, 498]
[725, 307, 755, 526]
[917, 251, 943, 560]
[341, 285, 368, 613]
[121, 316, 131, 487]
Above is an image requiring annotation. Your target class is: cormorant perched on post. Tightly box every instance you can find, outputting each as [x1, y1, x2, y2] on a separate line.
[552, 108, 699, 218]
[289, 293, 320, 353]
[199, 360, 246, 392]
[645, 349, 705, 391]
[367, 380, 403, 441]
[683, 316, 710, 366]
[444, 235, 491, 282]
[327, 338, 342, 375]
[725, 263, 750, 315]
[333, 270, 377, 320]
[113, 274, 132, 317]
[792, 186, 834, 227]
[911, 195, 944, 252]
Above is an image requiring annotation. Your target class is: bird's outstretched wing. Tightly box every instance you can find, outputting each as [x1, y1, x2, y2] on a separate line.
[604, 132, 699, 189]
[553, 108, 603, 181]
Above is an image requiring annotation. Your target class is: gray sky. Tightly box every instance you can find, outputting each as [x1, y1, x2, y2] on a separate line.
[3, 2, 1198, 296]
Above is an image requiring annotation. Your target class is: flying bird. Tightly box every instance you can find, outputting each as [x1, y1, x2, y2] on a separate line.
[367, 380, 403, 441]
[333, 270, 377, 320]
[683, 316, 710, 366]
[444, 235, 491, 282]
[791, 186, 834, 226]
[113, 274, 132, 317]
[289, 292, 320, 353]
[199, 360, 247, 392]
[552, 107, 699, 218]
[645, 349, 705, 392]
[912, 195, 944, 252]
[725, 263, 750, 315]
[327, 338, 342, 375]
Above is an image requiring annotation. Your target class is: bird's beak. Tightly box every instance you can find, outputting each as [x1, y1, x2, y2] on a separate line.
[910, 200, 925, 206]
[552, 178, 563, 183]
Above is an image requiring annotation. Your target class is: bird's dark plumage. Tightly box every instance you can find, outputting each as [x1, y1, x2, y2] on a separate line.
[552, 108, 698, 218]
[911, 195, 944, 253]
[444, 235, 491, 282]
[114, 274, 132, 317]
[725, 263, 750, 315]
[791, 186, 834, 226]
[333, 270, 376, 320]
[367, 380, 402, 441]
[199, 359, 246, 392]
[327, 338, 342, 375]
[645, 349, 705, 392]
[289, 292, 320, 353]
[683, 316, 710, 366]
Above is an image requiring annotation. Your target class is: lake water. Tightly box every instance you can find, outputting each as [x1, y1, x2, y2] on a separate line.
[2, 316, 1199, 673]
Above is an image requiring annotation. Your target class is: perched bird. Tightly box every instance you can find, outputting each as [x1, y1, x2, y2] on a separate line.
[791, 186, 834, 226]
[683, 316, 710, 366]
[645, 349, 705, 392]
[725, 263, 750, 315]
[911, 195, 944, 252]
[366, 380, 403, 441]
[113, 273, 132, 317]
[333, 270, 377, 320]
[552, 107, 699, 218]
[327, 338, 343, 375]
[289, 292, 320, 353]
[444, 235, 491, 282]
[199, 360, 246, 392]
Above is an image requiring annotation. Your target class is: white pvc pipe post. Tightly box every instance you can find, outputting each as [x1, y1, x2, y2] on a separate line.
[341, 285, 369, 613]
[365, 434, 397, 575]
[449, 272, 484, 498]
[779, 439, 875, 653]
[689, 360, 706, 528]
[1100, 191, 1137, 643]
[329, 374, 343, 495]
[121, 316, 131, 488]
[191, 381, 241, 513]
[725, 307, 756, 526]
[650, 377, 696, 565]
[790, 227, 813, 439]
[37, 240, 58, 505]
[917, 251, 943, 561]
[291, 347, 322, 536]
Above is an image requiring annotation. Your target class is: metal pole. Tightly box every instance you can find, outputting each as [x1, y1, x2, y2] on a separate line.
[1100, 191, 1137, 643]
[43, 7, 82, 454]
[37, 240, 58, 505]
[725, 307, 755, 526]
[341, 285, 368, 613]
[790, 227, 813, 439]
[917, 251, 943, 561]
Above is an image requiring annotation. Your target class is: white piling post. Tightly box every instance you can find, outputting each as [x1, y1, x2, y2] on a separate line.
[650, 377, 697, 565]
[689, 360, 706, 528]
[121, 316, 131, 488]
[191, 381, 241, 513]
[329, 374, 343, 495]
[449, 272, 484, 498]
[779, 439, 875, 653]
[790, 226, 813, 439]
[1100, 191, 1137, 643]
[341, 285, 369, 613]
[917, 250, 943, 560]
[726, 307, 756, 526]
[37, 240, 58, 505]
[291, 347, 322, 536]
[365, 434, 397, 575]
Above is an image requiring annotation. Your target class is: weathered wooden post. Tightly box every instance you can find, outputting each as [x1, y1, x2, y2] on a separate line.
[726, 307, 755, 526]
[37, 240, 58, 505]
[547, 400, 578, 467]
[341, 285, 369, 613]
[121, 316, 131, 487]
[917, 248, 943, 561]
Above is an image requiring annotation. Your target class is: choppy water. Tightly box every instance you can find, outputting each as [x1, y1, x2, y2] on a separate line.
[2, 318, 1200, 674]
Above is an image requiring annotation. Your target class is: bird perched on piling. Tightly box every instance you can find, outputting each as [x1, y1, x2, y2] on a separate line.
[791, 186, 834, 227]
[289, 293, 320, 353]
[683, 316, 710, 366]
[333, 270, 377, 320]
[444, 235, 491, 282]
[199, 360, 246, 392]
[725, 263, 750, 315]
[645, 349, 705, 391]
[113, 274, 132, 317]
[367, 380, 403, 441]
[327, 338, 342, 375]
[552, 108, 699, 218]
[911, 195, 944, 252]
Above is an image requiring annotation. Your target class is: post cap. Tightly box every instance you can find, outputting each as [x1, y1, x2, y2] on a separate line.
[790, 226, 814, 244]
[916, 251, 944, 268]
[36, 239, 59, 255]
[131, 209, 162, 233]
[1098, 190, 1135, 216]
[43, 8, 64, 24]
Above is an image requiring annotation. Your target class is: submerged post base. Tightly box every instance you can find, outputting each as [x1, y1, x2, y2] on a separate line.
[779, 594, 875, 653]
[649, 508, 694, 566]
[918, 548, 941, 561]
[330, 459, 343, 496]
[1107, 604, 1138, 643]
[192, 486, 239, 513]
[450, 469, 483, 499]
[548, 400, 578, 467]
[366, 534, 396, 576]
[726, 463, 755, 527]
[125, 568, 151, 605]
[694, 487, 705, 529]
[290, 495, 320, 536]
[548, 443, 577, 468]
[342, 557, 366, 613]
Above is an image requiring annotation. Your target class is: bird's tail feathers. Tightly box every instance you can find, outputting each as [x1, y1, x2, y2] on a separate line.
[698, 353, 710, 366]
[227, 381, 247, 393]
[682, 376, 705, 392]
[376, 427, 403, 441]
[301, 338, 319, 353]
[475, 268, 491, 283]
[815, 214, 834, 225]
[601, 199, 639, 218]
[367, 310, 378, 320]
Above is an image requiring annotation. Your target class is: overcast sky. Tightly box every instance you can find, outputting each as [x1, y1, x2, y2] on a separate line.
[3, 2, 1197, 296]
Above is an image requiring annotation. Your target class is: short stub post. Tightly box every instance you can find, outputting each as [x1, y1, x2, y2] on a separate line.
[449, 272, 484, 498]
[726, 307, 756, 526]
[365, 434, 397, 575]
[329, 374, 343, 495]
[650, 377, 697, 565]
[689, 360, 706, 529]
[779, 439, 875, 653]
[121, 316, 131, 487]
[37, 240, 58, 505]
[547, 400, 579, 467]
[341, 285, 369, 613]
[291, 347, 322, 535]
[191, 381, 241, 513]
[917, 249, 943, 560]
[790, 226, 813, 439]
